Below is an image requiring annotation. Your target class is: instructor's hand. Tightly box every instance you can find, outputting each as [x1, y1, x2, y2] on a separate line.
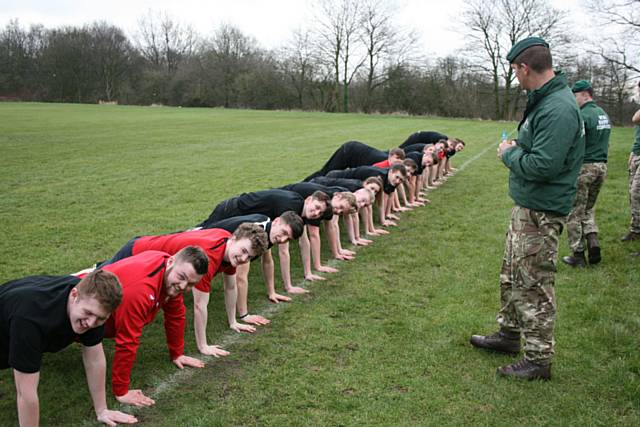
[497, 140, 516, 158]
[115, 390, 155, 407]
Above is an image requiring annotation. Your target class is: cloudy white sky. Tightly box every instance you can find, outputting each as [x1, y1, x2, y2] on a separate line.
[1, 0, 590, 57]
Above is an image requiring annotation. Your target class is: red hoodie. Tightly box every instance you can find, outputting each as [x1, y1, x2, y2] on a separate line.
[80, 251, 185, 397]
[133, 228, 236, 293]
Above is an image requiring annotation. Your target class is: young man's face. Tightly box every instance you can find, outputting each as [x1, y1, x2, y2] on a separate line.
[164, 257, 202, 298]
[422, 154, 433, 167]
[511, 63, 531, 89]
[388, 170, 404, 186]
[406, 166, 416, 178]
[270, 218, 294, 244]
[573, 91, 589, 107]
[455, 143, 464, 152]
[364, 182, 381, 195]
[425, 145, 435, 155]
[435, 142, 445, 151]
[303, 198, 326, 219]
[225, 237, 254, 266]
[331, 196, 351, 215]
[354, 189, 372, 209]
[68, 289, 110, 334]
[388, 154, 403, 166]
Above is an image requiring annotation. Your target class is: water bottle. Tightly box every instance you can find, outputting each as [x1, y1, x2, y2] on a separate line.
[501, 130, 508, 142]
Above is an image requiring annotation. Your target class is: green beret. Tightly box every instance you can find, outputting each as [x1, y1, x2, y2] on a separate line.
[571, 80, 592, 93]
[506, 37, 549, 62]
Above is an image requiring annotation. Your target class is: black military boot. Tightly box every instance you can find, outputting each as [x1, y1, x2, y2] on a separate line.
[470, 329, 521, 354]
[620, 231, 640, 242]
[497, 358, 551, 380]
[562, 251, 586, 267]
[585, 233, 601, 264]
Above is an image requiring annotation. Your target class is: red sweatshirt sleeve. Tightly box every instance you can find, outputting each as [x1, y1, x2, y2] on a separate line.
[162, 294, 186, 360]
[111, 289, 151, 397]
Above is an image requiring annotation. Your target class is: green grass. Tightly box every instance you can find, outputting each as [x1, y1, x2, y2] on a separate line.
[0, 103, 638, 426]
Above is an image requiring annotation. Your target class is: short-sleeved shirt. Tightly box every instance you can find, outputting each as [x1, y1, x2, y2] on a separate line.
[204, 214, 274, 249]
[401, 143, 427, 153]
[405, 151, 424, 175]
[198, 189, 305, 229]
[309, 176, 363, 192]
[133, 228, 236, 293]
[279, 182, 347, 225]
[400, 131, 447, 148]
[0, 275, 104, 373]
[326, 166, 395, 194]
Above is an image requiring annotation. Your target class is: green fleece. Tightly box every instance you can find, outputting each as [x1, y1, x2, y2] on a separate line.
[580, 100, 611, 163]
[502, 71, 584, 216]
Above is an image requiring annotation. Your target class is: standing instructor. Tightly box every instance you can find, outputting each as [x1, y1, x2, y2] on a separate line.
[470, 37, 584, 380]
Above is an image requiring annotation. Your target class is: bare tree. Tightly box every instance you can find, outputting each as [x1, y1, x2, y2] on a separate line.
[90, 22, 135, 101]
[136, 10, 198, 73]
[462, 0, 569, 120]
[358, 0, 419, 112]
[280, 28, 316, 109]
[313, 0, 366, 112]
[585, 0, 640, 75]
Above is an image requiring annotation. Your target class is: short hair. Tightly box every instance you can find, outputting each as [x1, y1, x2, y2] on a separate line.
[76, 269, 122, 313]
[357, 187, 375, 204]
[175, 246, 209, 275]
[452, 138, 465, 147]
[311, 190, 331, 207]
[335, 191, 357, 214]
[422, 143, 435, 153]
[583, 87, 594, 97]
[403, 158, 417, 171]
[364, 175, 383, 191]
[390, 163, 408, 178]
[233, 223, 269, 258]
[279, 211, 304, 239]
[512, 45, 552, 73]
[388, 147, 406, 159]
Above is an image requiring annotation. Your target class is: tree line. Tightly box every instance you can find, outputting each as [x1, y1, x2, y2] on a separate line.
[0, 0, 637, 124]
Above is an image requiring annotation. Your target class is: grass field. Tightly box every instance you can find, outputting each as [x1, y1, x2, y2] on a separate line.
[0, 103, 638, 426]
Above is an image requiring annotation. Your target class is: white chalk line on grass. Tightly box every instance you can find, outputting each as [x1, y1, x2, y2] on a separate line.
[115, 130, 516, 416]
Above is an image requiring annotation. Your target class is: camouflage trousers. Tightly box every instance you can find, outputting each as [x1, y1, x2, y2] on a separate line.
[629, 153, 640, 233]
[566, 162, 607, 252]
[496, 206, 566, 366]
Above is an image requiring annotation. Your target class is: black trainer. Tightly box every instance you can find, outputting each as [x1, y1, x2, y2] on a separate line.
[497, 358, 551, 380]
[562, 251, 586, 268]
[470, 329, 521, 354]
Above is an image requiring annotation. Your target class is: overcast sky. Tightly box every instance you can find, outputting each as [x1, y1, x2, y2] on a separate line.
[1, 0, 590, 58]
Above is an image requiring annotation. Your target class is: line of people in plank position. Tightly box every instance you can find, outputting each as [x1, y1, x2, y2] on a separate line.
[0, 130, 465, 426]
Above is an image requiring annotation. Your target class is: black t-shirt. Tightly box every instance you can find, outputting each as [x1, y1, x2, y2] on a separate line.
[204, 214, 274, 249]
[445, 148, 457, 159]
[402, 143, 427, 153]
[0, 275, 104, 373]
[234, 190, 305, 220]
[405, 151, 424, 175]
[400, 131, 447, 148]
[310, 176, 363, 192]
[279, 183, 347, 225]
[326, 166, 395, 194]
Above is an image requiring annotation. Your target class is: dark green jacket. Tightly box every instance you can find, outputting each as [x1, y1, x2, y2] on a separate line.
[502, 71, 584, 216]
[634, 125, 640, 155]
[581, 101, 611, 163]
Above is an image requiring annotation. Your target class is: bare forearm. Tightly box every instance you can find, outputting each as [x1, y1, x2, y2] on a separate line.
[192, 290, 210, 351]
[261, 251, 276, 296]
[82, 345, 108, 416]
[278, 242, 294, 290]
[223, 275, 238, 327]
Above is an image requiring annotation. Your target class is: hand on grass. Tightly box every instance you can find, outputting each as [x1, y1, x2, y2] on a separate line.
[230, 322, 256, 333]
[269, 292, 292, 303]
[199, 345, 230, 357]
[115, 390, 155, 407]
[287, 286, 310, 294]
[243, 314, 271, 325]
[173, 355, 205, 369]
[97, 409, 137, 426]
